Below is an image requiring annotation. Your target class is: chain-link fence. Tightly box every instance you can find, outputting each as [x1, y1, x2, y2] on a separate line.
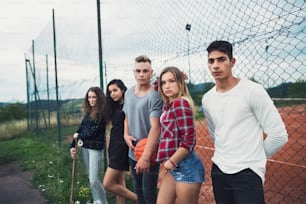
[26, 0, 305, 203]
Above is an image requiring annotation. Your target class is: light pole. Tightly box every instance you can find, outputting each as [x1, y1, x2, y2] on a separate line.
[185, 24, 191, 83]
[265, 41, 269, 88]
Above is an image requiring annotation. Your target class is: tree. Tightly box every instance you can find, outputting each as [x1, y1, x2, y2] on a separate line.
[288, 79, 306, 98]
[0, 103, 27, 123]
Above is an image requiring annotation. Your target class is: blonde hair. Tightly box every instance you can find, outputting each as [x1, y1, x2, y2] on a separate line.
[158, 66, 195, 114]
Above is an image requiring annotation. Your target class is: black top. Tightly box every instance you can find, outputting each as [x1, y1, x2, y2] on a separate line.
[70, 112, 106, 150]
[108, 103, 129, 171]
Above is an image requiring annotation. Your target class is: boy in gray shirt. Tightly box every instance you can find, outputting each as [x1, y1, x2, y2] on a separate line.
[123, 55, 163, 204]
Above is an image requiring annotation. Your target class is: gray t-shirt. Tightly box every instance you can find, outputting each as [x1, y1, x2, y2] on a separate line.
[123, 85, 163, 160]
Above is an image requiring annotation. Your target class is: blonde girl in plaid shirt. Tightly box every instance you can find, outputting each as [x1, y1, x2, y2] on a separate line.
[156, 66, 205, 204]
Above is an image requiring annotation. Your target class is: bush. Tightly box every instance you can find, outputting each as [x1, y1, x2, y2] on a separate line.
[0, 103, 27, 123]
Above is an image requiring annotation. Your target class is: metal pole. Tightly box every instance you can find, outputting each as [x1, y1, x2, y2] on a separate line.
[53, 8, 61, 146]
[96, 0, 104, 89]
[265, 42, 269, 88]
[104, 61, 107, 85]
[96, 0, 107, 171]
[25, 56, 30, 131]
[187, 32, 190, 83]
[26, 60, 35, 130]
[46, 54, 51, 128]
[32, 40, 39, 136]
[185, 24, 191, 84]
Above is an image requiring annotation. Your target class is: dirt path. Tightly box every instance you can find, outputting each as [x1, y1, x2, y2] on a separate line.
[0, 162, 44, 204]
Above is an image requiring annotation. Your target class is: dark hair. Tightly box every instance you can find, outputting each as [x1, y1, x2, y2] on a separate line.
[105, 79, 127, 121]
[82, 86, 106, 121]
[207, 40, 233, 59]
[135, 55, 151, 64]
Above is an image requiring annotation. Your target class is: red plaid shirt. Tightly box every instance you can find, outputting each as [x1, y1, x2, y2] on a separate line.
[157, 97, 196, 162]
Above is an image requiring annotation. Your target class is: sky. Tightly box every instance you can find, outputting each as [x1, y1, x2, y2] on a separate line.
[0, 0, 103, 102]
[0, 0, 152, 103]
[0, 0, 174, 102]
[1, 0, 305, 102]
[0, 0, 60, 102]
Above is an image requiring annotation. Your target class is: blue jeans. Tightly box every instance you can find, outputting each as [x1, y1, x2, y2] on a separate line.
[81, 147, 108, 204]
[129, 158, 160, 204]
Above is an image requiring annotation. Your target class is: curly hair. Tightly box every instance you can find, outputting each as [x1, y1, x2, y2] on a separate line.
[82, 86, 106, 121]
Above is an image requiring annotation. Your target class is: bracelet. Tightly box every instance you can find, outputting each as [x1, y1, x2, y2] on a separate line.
[169, 158, 177, 168]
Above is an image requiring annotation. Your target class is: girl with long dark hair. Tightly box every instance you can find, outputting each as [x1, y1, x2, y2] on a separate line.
[103, 79, 137, 204]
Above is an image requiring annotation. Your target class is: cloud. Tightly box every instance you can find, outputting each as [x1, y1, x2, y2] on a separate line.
[1, 0, 305, 102]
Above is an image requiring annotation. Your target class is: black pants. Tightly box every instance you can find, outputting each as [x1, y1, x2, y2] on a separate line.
[211, 163, 265, 204]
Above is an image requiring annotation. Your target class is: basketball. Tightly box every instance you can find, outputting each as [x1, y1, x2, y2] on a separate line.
[134, 138, 158, 165]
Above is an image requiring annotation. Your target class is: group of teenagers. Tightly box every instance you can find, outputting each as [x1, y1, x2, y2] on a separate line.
[70, 40, 288, 204]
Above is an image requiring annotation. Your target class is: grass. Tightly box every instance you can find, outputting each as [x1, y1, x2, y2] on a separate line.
[0, 127, 135, 204]
[0, 112, 81, 141]
[0, 119, 28, 139]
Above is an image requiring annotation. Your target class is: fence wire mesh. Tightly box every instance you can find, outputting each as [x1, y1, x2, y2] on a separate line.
[25, 0, 305, 203]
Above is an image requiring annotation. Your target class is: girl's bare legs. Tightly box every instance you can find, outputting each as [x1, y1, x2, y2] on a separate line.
[103, 167, 137, 203]
[156, 171, 176, 204]
[116, 177, 125, 204]
[157, 171, 202, 204]
[176, 182, 201, 204]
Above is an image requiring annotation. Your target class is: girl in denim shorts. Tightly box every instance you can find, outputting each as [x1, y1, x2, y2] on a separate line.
[156, 67, 205, 204]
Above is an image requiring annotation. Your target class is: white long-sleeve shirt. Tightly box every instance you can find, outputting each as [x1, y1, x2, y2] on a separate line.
[202, 79, 288, 183]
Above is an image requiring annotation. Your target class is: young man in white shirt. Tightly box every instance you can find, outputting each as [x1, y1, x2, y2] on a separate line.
[202, 40, 288, 204]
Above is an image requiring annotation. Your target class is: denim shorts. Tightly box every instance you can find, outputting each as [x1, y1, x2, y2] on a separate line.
[170, 151, 205, 183]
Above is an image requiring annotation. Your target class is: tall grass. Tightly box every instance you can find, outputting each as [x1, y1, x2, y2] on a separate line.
[0, 112, 82, 141]
[0, 119, 28, 140]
